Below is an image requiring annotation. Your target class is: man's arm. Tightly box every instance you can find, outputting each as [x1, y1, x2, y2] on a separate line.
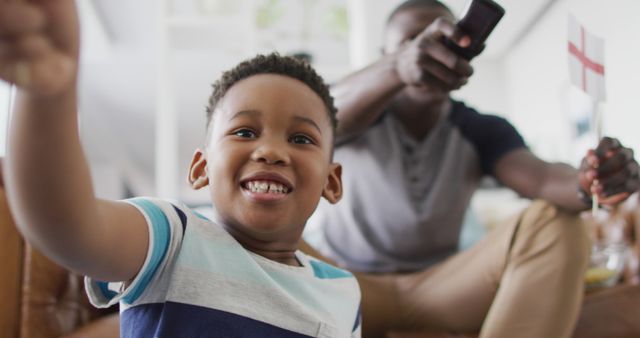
[332, 17, 473, 144]
[495, 138, 639, 212]
[331, 53, 404, 144]
[1, 0, 148, 282]
[494, 149, 587, 211]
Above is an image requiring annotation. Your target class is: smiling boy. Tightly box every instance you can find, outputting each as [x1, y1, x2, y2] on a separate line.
[1, 1, 360, 337]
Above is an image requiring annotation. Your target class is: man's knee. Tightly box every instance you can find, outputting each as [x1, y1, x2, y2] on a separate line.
[513, 200, 590, 267]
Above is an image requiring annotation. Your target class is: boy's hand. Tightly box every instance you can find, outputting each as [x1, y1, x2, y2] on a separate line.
[0, 0, 79, 97]
[579, 137, 640, 206]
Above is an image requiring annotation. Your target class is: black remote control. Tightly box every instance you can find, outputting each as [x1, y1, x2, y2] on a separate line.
[444, 0, 505, 60]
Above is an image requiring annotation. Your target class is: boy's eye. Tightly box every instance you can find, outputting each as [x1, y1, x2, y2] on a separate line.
[290, 134, 314, 145]
[233, 129, 256, 138]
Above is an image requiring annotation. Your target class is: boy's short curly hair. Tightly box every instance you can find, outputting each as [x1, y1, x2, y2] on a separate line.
[206, 53, 338, 133]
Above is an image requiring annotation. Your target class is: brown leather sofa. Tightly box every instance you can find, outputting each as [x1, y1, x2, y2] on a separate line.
[0, 159, 118, 338]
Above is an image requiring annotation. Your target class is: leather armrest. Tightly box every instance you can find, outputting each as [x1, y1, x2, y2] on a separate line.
[0, 185, 23, 338]
[573, 284, 640, 338]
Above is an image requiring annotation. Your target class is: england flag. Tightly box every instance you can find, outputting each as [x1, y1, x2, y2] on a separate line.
[568, 15, 606, 102]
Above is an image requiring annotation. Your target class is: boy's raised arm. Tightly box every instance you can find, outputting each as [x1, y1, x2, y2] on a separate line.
[1, 0, 149, 282]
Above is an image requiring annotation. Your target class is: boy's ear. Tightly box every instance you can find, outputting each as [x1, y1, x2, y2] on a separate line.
[188, 149, 209, 190]
[322, 163, 343, 204]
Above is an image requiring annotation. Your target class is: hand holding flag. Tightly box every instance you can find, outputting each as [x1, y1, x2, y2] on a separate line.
[569, 16, 639, 212]
[568, 15, 606, 214]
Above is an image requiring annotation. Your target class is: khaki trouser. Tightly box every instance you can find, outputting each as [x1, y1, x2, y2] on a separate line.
[355, 200, 591, 338]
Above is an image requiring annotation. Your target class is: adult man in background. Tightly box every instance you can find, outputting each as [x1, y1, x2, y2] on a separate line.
[305, 0, 640, 337]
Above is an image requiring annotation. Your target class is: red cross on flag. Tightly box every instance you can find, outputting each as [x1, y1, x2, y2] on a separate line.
[568, 15, 606, 102]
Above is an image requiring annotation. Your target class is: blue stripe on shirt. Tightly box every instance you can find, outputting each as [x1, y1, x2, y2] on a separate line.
[309, 259, 353, 279]
[123, 198, 171, 304]
[96, 280, 118, 300]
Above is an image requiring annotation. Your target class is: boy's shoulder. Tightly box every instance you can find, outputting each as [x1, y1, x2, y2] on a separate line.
[124, 196, 218, 234]
[125, 196, 205, 219]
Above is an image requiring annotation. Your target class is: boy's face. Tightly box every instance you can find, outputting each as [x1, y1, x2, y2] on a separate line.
[190, 74, 342, 248]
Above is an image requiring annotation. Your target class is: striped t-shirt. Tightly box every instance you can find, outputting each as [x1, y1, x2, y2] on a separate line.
[85, 197, 361, 337]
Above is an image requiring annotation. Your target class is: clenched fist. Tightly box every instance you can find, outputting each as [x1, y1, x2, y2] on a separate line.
[0, 0, 79, 97]
[579, 137, 640, 206]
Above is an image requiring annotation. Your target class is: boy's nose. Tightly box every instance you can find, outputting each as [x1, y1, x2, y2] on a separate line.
[250, 142, 290, 166]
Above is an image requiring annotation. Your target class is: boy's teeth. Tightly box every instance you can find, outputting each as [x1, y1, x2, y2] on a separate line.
[246, 180, 288, 194]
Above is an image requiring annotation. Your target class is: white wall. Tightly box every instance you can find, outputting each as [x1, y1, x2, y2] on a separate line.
[346, 0, 399, 69]
[504, 0, 640, 165]
[452, 59, 509, 117]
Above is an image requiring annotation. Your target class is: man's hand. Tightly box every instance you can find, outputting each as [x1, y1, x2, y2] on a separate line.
[0, 0, 79, 97]
[579, 137, 640, 206]
[394, 17, 474, 92]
